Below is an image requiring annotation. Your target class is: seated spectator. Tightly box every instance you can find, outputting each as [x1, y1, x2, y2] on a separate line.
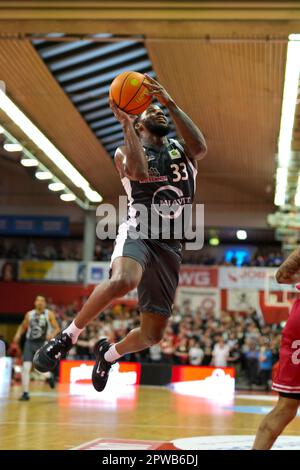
[161, 334, 174, 363]
[149, 343, 163, 363]
[76, 327, 94, 360]
[25, 241, 38, 259]
[1, 261, 17, 281]
[227, 343, 241, 372]
[174, 337, 189, 365]
[94, 244, 103, 261]
[202, 343, 213, 366]
[42, 244, 57, 260]
[258, 339, 273, 391]
[244, 341, 259, 388]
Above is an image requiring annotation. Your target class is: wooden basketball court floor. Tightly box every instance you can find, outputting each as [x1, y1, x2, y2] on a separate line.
[1, 382, 300, 450]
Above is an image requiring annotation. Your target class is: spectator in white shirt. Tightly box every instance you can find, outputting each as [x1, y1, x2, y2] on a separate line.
[212, 338, 230, 367]
[188, 338, 204, 366]
[149, 343, 162, 363]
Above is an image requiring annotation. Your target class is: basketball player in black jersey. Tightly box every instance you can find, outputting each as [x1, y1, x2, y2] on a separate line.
[13, 295, 60, 400]
[33, 75, 207, 392]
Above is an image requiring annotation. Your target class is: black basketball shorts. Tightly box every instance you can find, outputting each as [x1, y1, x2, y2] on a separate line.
[110, 223, 182, 318]
[23, 340, 45, 362]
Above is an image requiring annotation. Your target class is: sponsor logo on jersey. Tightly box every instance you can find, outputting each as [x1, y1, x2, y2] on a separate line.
[146, 154, 156, 162]
[149, 167, 160, 177]
[152, 185, 191, 219]
[139, 167, 168, 183]
[168, 148, 181, 160]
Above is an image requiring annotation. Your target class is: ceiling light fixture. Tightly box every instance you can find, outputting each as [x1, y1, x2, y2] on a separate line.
[236, 230, 247, 240]
[4, 143, 23, 152]
[60, 193, 76, 202]
[274, 167, 288, 206]
[21, 158, 39, 167]
[48, 182, 66, 192]
[0, 90, 102, 202]
[35, 171, 52, 180]
[274, 34, 300, 206]
[84, 188, 103, 203]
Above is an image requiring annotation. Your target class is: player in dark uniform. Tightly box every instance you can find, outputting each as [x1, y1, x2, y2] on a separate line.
[33, 74, 207, 392]
[13, 295, 60, 400]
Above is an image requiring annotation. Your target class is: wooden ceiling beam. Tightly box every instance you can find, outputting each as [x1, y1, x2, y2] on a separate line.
[0, 2, 300, 21]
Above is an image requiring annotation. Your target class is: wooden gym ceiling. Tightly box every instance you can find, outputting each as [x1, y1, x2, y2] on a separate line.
[0, 1, 300, 228]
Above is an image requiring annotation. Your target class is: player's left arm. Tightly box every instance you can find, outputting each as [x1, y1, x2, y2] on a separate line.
[47, 311, 60, 340]
[276, 248, 300, 284]
[144, 74, 207, 161]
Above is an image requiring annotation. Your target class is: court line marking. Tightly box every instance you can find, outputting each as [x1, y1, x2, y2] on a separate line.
[0, 421, 263, 432]
[72, 437, 108, 450]
[72, 437, 163, 450]
[236, 394, 278, 402]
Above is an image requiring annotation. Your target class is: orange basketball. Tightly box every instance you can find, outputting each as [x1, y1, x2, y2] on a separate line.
[109, 71, 153, 115]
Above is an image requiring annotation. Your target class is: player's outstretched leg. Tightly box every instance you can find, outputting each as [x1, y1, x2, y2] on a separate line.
[33, 258, 142, 374]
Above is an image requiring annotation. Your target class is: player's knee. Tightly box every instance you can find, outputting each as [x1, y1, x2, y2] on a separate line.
[108, 275, 137, 297]
[258, 419, 280, 441]
[277, 401, 298, 421]
[142, 330, 164, 347]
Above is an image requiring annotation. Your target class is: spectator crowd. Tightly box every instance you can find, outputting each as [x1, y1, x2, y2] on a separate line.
[4, 299, 282, 391]
[0, 237, 284, 268]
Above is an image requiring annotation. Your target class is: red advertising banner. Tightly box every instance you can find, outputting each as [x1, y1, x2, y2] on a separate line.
[59, 360, 141, 386]
[171, 365, 235, 382]
[170, 365, 235, 397]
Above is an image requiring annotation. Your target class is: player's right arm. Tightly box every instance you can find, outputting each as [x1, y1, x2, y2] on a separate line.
[276, 248, 300, 284]
[13, 312, 29, 344]
[110, 99, 148, 181]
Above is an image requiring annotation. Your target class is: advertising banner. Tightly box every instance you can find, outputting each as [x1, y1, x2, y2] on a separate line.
[219, 267, 279, 290]
[19, 261, 79, 282]
[0, 215, 69, 236]
[170, 366, 235, 398]
[227, 289, 259, 311]
[60, 360, 141, 386]
[175, 286, 220, 314]
[179, 266, 218, 288]
[86, 262, 110, 285]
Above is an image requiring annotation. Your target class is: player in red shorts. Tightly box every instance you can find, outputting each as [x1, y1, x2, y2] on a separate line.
[253, 249, 300, 449]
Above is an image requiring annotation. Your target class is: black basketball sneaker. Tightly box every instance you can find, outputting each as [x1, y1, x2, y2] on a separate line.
[47, 372, 56, 389]
[19, 392, 30, 401]
[33, 332, 73, 373]
[92, 338, 115, 392]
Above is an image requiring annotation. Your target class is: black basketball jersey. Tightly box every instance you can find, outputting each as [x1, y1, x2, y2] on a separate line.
[121, 138, 197, 241]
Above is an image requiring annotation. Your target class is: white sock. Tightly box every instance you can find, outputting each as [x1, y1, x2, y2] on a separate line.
[22, 361, 32, 393]
[104, 344, 122, 363]
[63, 321, 84, 344]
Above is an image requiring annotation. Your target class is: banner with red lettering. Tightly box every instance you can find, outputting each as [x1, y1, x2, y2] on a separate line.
[179, 266, 218, 288]
[219, 267, 278, 290]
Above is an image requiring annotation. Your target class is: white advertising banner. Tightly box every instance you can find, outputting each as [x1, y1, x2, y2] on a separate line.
[227, 289, 259, 311]
[219, 267, 280, 291]
[0, 357, 12, 396]
[176, 287, 220, 315]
